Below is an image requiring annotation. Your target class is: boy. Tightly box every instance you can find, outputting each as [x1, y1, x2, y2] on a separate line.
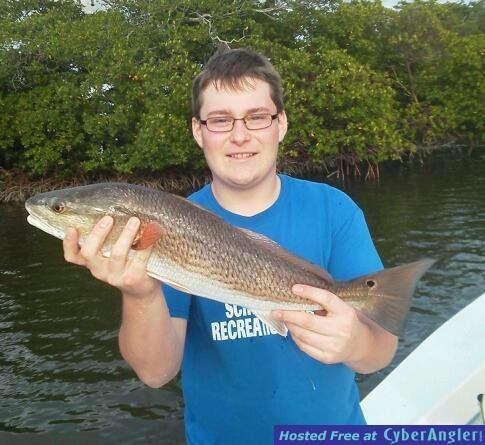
[63, 47, 397, 444]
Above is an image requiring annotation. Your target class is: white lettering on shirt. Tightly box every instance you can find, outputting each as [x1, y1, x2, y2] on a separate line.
[211, 304, 278, 341]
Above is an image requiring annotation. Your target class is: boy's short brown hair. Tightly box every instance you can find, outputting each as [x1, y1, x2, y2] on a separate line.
[191, 47, 284, 119]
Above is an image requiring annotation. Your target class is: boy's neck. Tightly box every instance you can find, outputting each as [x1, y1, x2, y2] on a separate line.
[211, 174, 281, 217]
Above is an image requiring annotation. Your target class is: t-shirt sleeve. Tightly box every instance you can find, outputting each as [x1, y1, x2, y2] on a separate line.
[162, 283, 192, 319]
[327, 205, 383, 281]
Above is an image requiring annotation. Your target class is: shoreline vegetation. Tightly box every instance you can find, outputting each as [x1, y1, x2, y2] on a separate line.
[1, 144, 478, 203]
[0, 167, 212, 203]
[0, 155, 379, 203]
[1, 1, 483, 202]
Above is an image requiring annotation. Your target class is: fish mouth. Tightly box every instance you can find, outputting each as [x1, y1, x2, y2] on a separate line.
[226, 152, 258, 160]
[26, 214, 66, 241]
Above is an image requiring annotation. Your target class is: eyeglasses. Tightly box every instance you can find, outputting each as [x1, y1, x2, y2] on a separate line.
[199, 113, 278, 132]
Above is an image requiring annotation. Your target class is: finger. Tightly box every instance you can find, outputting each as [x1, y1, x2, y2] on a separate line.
[110, 217, 141, 262]
[63, 228, 84, 265]
[129, 243, 155, 274]
[286, 320, 327, 347]
[292, 284, 349, 314]
[80, 215, 114, 259]
[290, 333, 334, 364]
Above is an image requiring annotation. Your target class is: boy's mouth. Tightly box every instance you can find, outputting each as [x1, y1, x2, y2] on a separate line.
[227, 152, 257, 159]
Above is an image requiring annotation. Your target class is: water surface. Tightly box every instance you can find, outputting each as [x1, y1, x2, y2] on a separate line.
[347, 152, 485, 394]
[1, 151, 484, 443]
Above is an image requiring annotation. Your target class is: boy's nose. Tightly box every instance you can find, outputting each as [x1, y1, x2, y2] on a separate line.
[230, 119, 251, 143]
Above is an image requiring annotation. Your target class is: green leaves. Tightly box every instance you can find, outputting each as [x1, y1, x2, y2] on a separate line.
[0, 0, 482, 178]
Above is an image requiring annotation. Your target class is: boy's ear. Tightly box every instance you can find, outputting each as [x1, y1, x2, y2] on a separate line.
[278, 110, 288, 143]
[192, 117, 203, 148]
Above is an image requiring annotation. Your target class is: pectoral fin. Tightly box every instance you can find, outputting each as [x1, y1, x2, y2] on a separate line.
[132, 222, 164, 250]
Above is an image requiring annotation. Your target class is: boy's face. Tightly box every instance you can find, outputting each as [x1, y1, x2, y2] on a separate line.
[192, 78, 287, 192]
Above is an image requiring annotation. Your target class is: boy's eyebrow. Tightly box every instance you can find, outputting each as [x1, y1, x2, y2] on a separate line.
[245, 107, 273, 114]
[206, 107, 272, 117]
[206, 109, 231, 117]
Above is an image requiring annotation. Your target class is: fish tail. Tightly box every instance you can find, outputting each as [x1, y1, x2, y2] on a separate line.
[351, 259, 435, 336]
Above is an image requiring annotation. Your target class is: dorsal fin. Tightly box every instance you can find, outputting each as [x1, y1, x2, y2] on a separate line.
[237, 227, 334, 284]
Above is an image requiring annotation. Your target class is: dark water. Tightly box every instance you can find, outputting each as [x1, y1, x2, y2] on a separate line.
[1, 151, 485, 444]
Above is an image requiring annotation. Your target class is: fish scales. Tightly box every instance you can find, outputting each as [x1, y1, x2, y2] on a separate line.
[125, 186, 327, 306]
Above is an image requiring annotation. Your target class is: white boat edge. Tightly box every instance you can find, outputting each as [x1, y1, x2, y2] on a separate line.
[361, 291, 485, 425]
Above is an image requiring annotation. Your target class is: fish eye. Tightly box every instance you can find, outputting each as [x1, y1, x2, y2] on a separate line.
[52, 201, 65, 214]
[366, 279, 376, 288]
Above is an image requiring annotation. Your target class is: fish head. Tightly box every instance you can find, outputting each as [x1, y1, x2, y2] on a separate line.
[25, 183, 135, 248]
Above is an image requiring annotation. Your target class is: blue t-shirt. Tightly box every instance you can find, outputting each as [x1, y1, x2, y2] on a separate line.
[163, 174, 382, 445]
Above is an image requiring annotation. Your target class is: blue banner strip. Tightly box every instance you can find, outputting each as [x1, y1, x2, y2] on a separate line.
[274, 425, 485, 445]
